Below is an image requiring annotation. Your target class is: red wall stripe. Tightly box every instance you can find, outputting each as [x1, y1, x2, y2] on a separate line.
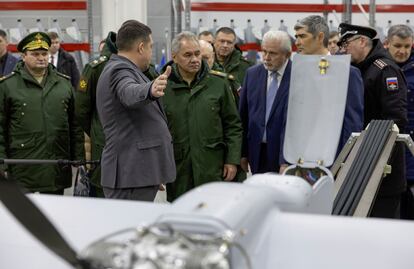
[0, 1, 86, 10]
[8, 43, 90, 53]
[191, 3, 414, 13]
[1, 1, 411, 13]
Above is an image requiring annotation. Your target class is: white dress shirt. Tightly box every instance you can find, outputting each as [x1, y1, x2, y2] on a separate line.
[49, 51, 59, 67]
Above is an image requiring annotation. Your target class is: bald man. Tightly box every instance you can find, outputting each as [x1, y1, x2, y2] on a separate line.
[199, 39, 215, 68]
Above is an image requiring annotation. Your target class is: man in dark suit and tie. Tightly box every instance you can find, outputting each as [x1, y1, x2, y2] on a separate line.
[47, 31, 80, 88]
[0, 29, 18, 78]
[96, 20, 176, 201]
[239, 30, 292, 174]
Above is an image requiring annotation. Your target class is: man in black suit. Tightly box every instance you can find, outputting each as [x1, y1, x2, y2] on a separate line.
[0, 29, 18, 78]
[47, 31, 80, 88]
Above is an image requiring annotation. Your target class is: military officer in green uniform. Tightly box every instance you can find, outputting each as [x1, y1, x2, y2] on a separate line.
[75, 32, 159, 197]
[213, 27, 253, 87]
[0, 32, 84, 194]
[199, 39, 242, 106]
[75, 31, 118, 197]
[162, 32, 243, 201]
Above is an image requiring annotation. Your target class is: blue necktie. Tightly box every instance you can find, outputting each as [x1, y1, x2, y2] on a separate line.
[265, 71, 278, 123]
[263, 71, 279, 142]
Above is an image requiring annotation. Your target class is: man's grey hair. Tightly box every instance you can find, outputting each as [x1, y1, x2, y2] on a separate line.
[387, 24, 414, 40]
[262, 30, 292, 53]
[364, 35, 373, 48]
[171, 31, 199, 54]
[294, 15, 329, 47]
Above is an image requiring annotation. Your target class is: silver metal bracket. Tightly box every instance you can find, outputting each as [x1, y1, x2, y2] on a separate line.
[396, 134, 414, 156]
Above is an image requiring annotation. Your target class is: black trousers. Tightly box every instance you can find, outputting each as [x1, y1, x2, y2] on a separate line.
[39, 189, 64, 195]
[400, 183, 414, 220]
[257, 143, 279, 173]
[370, 194, 401, 218]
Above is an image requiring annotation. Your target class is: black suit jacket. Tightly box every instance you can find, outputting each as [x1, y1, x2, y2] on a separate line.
[1, 52, 18, 77]
[57, 48, 80, 88]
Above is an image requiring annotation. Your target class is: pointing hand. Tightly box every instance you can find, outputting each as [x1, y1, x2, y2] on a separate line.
[151, 66, 171, 98]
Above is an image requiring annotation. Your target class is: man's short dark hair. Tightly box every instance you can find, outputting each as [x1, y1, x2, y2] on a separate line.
[47, 31, 59, 40]
[116, 20, 152, 51]
[329, 31, 339, 39]
[215, 27, 236, 37]
[0, 29, 7, 40]
[198, 30, 213, 38]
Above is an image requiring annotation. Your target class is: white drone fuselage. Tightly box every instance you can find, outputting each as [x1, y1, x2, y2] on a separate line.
[1, 54, 413, 269]
[0, 173, 414, 269]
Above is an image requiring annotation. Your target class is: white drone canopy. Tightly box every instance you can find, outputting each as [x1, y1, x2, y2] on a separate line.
[283, 54, 351, 167]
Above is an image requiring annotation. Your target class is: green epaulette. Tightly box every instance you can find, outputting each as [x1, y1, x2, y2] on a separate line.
[90, 55, 108, 68]
[241, 57, 253, 66]
[57, 72, 71, 80]
[0, 72, 16, 82]
[209, 69, 236, 81]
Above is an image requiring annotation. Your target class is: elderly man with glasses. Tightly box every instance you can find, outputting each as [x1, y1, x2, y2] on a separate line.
[338, 23, 408, 219]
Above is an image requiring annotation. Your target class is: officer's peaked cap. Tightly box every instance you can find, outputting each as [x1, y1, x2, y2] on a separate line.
[17, 32, 51, 52]
[337, 23, 377, 46]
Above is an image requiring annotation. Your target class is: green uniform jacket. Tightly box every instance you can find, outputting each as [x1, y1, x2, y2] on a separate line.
[162, 61, 243, 200]
[75, 54, 110, 186]
[211, 62, 242, 107]
[214, 48, 252, 86]
[0, 63, 84, 192]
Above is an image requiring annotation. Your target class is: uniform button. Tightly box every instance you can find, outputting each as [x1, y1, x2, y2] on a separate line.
[21, 112, 24, 116]
[61, 100, 65, 104]
[408, 90, 411, 93]
[23, 103, 26, 106]
[20, 144, 24, 147]
[64, 108, 67, 112]
[411, 131, 414, 134]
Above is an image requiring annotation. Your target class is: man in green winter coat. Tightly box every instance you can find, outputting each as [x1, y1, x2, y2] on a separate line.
[75, 32, 159, 197]
[162, 32, 243, 201]
[0, 32, 84, 194]
[213, 27, 253, 86]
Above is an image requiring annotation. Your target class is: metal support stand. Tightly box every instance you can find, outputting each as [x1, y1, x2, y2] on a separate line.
[332, 120, 414, 217]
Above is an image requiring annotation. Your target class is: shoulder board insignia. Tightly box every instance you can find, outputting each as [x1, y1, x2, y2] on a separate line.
[78, 76, 88, 92]
[57, 72, 71, 80]
[209, 69, 227, 78]
[90, 55, 108, 68]
[0, 72, 16, 82]
[241, 58, 253, 65]
[373, 59, 388, 70]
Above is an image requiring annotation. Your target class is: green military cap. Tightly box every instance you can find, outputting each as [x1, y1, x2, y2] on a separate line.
[17, 32, 51, 52]
[104, 31, 118, 54]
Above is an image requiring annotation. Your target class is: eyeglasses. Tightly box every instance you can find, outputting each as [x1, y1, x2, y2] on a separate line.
[340, 36, 362, 48]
